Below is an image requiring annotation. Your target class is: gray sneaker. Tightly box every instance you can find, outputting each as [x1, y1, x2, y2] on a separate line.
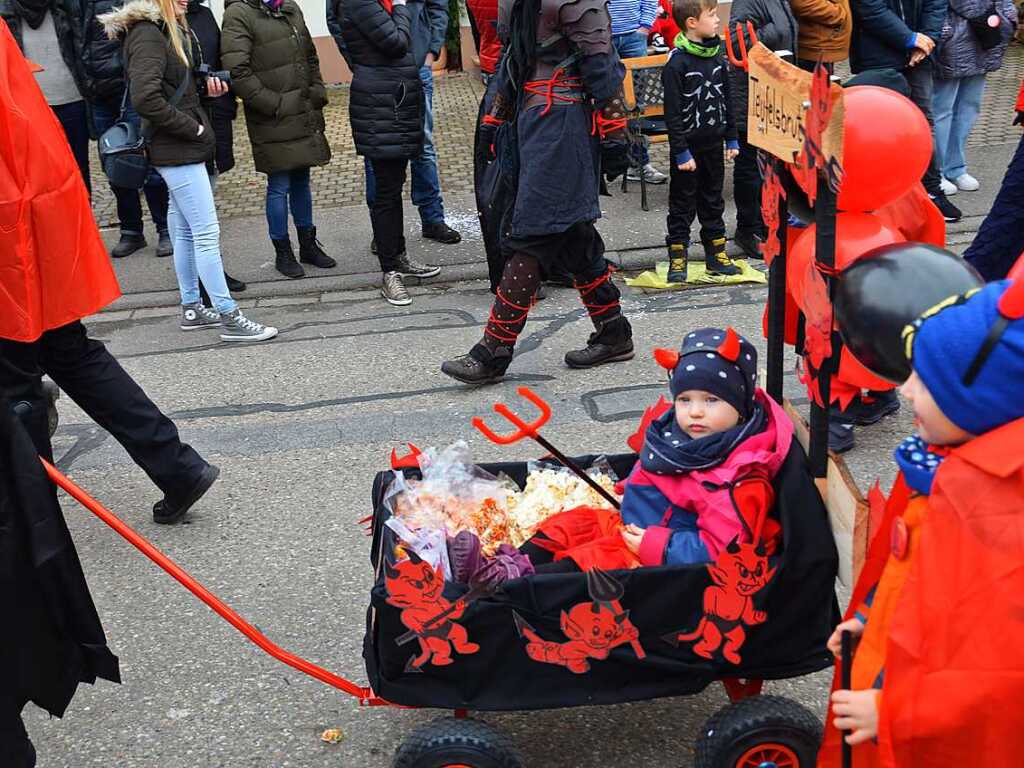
[219, 308, 278, 342]
[395, 252, 441, 279]
[381, 271, 412, 306]
[180, 302, 222, 331]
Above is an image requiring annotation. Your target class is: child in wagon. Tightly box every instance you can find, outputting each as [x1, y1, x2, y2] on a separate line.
[522, 326, 791, 572]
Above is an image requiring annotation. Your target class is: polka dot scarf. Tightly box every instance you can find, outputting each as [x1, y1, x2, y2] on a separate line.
[893, 436, 949, 495]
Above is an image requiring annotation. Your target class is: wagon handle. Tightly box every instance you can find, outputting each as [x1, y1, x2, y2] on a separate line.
[473, 387, 620, 510]
[725, 21, 758, 71]
[40, 458, 391, 707]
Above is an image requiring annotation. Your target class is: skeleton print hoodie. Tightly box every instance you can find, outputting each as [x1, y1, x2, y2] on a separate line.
[661, 35, 738, 166]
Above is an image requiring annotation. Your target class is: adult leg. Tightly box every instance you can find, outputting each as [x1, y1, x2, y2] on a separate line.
[963, 135, 1024, 280]
[370, 157, 416, 304]
[52, 100, 91, 195]
[266, 170, 303, 278]
[410, 66, 447, 229]
[0, 698, 34, 768]
[945, 74, 986, 182]
[158, 164, 236, 315]
[613, 31, 664, 182]
[92, 98, 147, 254]
[733, 127, 765, 255]
[291, 167, 335, 268]
[36, 321, 214, 513]
[931, 76, 958, 180]
[904, 62, 943, 197]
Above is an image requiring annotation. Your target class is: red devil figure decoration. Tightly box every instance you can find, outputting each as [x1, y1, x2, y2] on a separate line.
[664, 474, 780, 664]
[512, 568, 644, 674]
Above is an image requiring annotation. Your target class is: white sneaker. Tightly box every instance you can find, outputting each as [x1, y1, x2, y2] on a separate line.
[219, 309, 278, 342]
[626, 163, 668, 185]
[953, 173, 979, 192]
[939, 177, 958, 196]
[180, 302, 221, 331]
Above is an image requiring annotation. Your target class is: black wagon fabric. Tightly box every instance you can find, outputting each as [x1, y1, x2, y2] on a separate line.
[363, 448, 839, 711]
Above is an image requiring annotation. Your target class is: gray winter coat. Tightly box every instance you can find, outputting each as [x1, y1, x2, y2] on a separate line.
[934, 0, 1017, 79]
[727, 0, 799, 133]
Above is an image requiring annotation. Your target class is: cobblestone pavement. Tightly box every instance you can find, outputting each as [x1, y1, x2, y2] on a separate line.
[89, 45, 1024, 228]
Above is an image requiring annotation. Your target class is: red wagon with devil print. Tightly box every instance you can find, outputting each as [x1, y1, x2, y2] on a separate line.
[365, 431, 840, 768]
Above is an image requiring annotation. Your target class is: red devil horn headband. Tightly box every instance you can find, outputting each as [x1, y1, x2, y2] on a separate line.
[717, 327, 741, 361]
[653, 348, 680, 371]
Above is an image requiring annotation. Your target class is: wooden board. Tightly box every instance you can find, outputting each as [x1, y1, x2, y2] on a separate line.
[746, 44, 844, 165]
[784, 400, 869, 586]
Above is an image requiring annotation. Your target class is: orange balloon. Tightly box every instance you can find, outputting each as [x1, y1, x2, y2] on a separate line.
[836, 86, 932, 213]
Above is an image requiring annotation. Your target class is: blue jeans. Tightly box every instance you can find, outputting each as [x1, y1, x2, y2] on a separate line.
[612, 32, 650, 165]
[92, 97, 169, 235]
[265, 167, 314, 240]
[932, 74, 986, 180]
[365, 66, 445, 226]
[155, 163, 235, 314]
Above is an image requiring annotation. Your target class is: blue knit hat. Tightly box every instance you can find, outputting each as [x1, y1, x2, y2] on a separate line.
[906, 279, 1024, 435]
[655, 327, 759, 417]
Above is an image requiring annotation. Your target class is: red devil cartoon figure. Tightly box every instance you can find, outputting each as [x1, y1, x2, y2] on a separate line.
[665, 474, 780, 664]
[513, 568, 645, 674]
[385, 553, 480, 669]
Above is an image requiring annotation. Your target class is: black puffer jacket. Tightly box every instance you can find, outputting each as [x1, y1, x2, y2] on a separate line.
[0, 0, 89, 96]
[82, 0, 127, 102]
[186, 0, 237, 173]
[335, 0, 423, 160]
[101, 0, 215, 166]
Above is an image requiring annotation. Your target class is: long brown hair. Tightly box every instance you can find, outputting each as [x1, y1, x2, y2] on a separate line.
[154, 0, 191, 64]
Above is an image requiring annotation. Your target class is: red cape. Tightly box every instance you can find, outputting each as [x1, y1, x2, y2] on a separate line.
[0, 23, 120, 342]
[820, 418, 1024, 766]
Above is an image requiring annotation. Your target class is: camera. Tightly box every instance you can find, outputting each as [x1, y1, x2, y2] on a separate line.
[195, 63, 231, 96]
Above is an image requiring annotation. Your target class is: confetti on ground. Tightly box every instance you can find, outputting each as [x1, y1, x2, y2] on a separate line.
[320, 728, 345, 744]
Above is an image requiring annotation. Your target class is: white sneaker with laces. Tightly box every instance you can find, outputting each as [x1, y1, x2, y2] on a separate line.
[219, 309, 278, 342]
[939, 177, 958, 196]
[626, 163, 668, 185]
[953, 173, 979, 192]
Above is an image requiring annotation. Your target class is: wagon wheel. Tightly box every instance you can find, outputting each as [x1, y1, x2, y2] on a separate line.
[393, 716, 524, 768]
[694, 695, 823, 768]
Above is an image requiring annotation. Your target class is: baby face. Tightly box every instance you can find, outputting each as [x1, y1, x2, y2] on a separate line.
[674, 389, 741, 439]
[899, 371, 974, 446]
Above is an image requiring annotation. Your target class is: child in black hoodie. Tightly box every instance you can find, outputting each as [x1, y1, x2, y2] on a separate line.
[661, 0, 740, 283]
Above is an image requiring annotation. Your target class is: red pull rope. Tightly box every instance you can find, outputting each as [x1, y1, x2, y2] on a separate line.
[40, 459, 387, 706]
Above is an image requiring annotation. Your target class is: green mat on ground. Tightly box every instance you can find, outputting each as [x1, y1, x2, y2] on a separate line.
[625, 259, 766, 289]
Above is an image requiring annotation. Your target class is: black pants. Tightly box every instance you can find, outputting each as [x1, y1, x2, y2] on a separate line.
[0, 322, 208, 508]
[0, 698, 34, 768]
[369, 157, 407, 272]
[734, 128, 764, 236]
[666, 144, 726, 247]
[902, 61, 942, 197]
[53, 100, 91, 196]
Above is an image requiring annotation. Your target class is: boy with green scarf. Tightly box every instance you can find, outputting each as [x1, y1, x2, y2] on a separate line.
[661, 0, 741, 283]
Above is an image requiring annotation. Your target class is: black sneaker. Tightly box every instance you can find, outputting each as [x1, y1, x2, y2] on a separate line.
[155, 230, 173, 257]
[422, 221, 462, 244]
[828, 418, 855, 454]
[843, 390, 900, 426]
[564, 317, 635, 369]
[441, 343, 513, 385]
[111, 232, 147, 258]
[153, 464, 220, 524]
[734, 230, 765, 260]
[930, 192, 962, 223]
[395, 252, 441, 279]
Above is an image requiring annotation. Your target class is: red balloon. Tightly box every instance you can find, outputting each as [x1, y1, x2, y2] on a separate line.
[787, 213, 905, 389]
[836, 86, 932, 213]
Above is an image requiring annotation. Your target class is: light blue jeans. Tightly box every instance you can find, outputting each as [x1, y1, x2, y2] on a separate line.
[932, 74, 986, 180]
[365, 65, 445, 225]
[156, 163, 236, 314]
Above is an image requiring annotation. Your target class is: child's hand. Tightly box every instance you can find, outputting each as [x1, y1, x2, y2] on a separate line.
[725, 148, 739, 161]
[827, 617, 865, 658]
[621, 524, 644, 555]
[831, 689, 879, 745]
[677, 158, 697, 171]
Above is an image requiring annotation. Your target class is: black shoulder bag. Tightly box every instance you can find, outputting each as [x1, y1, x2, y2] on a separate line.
[98, 70, 191, 190]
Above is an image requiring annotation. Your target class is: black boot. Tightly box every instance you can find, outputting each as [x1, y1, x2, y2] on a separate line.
[734, 229, 765, 260]
[297, 225, 337, 268]
[110, 232, 147, 258]
[564, 316, 634, 369]
[441, 343, 513, 385]
[703, 237, 741, 276]
[666, 243, 688, 284]
[273, 238, 305, 279]
[225, 272, 246, 292]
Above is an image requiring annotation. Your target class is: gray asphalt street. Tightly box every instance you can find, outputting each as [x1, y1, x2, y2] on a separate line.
[24, 272, 911, 767]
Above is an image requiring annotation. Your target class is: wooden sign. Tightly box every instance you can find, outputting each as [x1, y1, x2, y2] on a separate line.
[747, 43, 844, 166]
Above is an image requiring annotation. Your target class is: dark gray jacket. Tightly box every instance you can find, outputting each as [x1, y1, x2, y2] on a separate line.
[726, 0, 798, 133]
[934, 0, 1017, 79]
[328, 0, 446, 69]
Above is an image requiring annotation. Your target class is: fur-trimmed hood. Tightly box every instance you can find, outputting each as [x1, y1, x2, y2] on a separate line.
[98, 0, 165, 39]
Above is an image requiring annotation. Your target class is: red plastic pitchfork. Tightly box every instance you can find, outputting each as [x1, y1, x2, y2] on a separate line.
[724, 21, 759, 71]
[472, 386, 621, 510]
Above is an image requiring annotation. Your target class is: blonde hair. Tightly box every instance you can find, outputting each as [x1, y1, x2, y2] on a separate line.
[155, 0, 191, 65]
